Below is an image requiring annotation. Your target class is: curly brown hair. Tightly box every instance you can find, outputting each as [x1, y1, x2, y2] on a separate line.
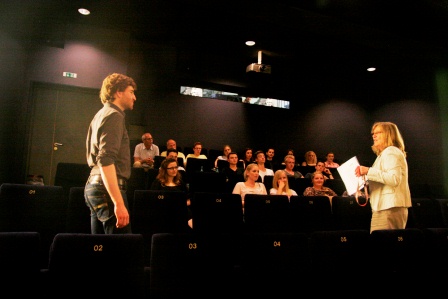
[157, 158, 182, 186]
[99, 73, 137, 104]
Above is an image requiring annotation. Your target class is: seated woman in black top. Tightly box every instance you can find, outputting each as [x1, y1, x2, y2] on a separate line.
[150, 158, 192, 228]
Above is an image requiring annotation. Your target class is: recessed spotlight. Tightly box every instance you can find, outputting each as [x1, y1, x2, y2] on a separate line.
[78, 8, 90, 15]
[367, 67, 376, 72]
[245, 41, 255, 46]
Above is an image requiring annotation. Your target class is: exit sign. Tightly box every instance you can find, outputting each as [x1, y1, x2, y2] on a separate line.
[63, 72, 77, 78]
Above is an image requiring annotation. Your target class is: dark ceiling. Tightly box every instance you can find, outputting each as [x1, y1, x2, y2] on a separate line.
[4, 0, 448, 97]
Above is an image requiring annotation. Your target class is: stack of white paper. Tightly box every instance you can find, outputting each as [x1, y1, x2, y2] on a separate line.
[337, 156, 365, 196]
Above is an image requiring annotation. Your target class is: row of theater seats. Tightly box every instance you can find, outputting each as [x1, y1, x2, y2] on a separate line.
[54, 162, 447, 200]
[1, 228, 447, 298]
[1, 182, 448, 267]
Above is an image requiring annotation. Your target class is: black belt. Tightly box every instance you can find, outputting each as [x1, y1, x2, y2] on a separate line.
[88, 174, 127, 190]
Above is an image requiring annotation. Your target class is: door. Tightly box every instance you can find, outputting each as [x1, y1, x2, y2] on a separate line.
[27, 82, 101, 185]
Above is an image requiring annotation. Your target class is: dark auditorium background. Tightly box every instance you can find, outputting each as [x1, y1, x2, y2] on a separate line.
[1, 1, 448, 196]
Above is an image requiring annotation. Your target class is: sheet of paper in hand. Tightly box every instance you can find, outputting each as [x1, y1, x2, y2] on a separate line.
[337, 156, 365, 196]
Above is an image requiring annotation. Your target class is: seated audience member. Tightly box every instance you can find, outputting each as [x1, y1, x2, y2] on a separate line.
[265, 147, 278, 170]
[254, 150, 274, 183]
[304, 161, 334, 179]
[214, 144, 232, 168]
[324, 151, 340, 168]
[270, 170, 298, 200]
[133, 132, 159, 168]
[160, 139, 186, 166]
[185, 142, 207, 167]
[222, 152, 245, 193]
[233, 163, 267, 212]
[240, 147, 254, 169]
[283, 155, 304, 178]
[281, 149, 295, 165]
[303, 171, 338, 203]
[166, 148, 186, 171]
[150, 158, 192, 228]
[301, 150, 317, 166]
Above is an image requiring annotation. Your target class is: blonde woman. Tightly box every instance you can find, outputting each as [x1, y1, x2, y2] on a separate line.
[301, 150, 317, 166]
[270, 170, 298, 200]
[232, 163, 267, 211]
[356, 121, 411, 233]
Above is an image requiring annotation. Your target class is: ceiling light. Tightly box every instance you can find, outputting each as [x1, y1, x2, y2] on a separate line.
[245, 41, 255, 46]
[367, 67, 376, 72]
[78, 8, 90, 15]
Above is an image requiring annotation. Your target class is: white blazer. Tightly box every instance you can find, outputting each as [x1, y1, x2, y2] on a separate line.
[366, 146, 412, 212]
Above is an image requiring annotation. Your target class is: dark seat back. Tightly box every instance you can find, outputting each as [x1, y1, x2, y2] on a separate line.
[150, 232, 239, 298]
[239, 232, 310, 296]
[47, 233, 145, 297]
[0, 232, 41, 296]
[407, 197, 444, 229]
[422, 228, 448, 280]
[435, 198, 448, 228]
[191, 192, 244, 234]
[323, 179, 346, 196]
[65, 187, 91, 233]
[244, 194, 290, 233]
[309, 229, 370, 275]
[289, 195, 334, 234]
[331, 196, 371, 230]
[369, 228, 426, 278]
[132, 190, 189, 265]
[0, 183, 66, 268]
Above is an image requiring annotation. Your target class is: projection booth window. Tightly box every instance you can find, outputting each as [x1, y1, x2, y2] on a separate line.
[180, 86, 290, 109]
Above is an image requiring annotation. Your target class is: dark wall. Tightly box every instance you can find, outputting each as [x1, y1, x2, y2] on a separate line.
[1, 22, 446, 196]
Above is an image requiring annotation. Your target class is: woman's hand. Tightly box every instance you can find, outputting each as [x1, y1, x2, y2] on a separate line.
[278, 180, 285, 191]
[355, 165, 369, 176]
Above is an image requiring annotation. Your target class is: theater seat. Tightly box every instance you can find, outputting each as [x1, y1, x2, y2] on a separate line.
[369, 228, 426, 279]
[46, 233, 145, 298]
[407, 197, 444, 229]
[244, 194, 291, 233]
[0, 232, 42, 296]
[0, 183, 66, 268]
[65, 187, 91, 233]
[150, 232, 239, 298]
[191, 192, 244, 234]
[331, 196, 371, 230]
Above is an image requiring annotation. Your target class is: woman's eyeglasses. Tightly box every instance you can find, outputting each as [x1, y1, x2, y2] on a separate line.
[166, 167, 178, 171]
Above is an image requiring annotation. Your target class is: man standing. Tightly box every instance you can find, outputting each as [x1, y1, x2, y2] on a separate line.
[133, 132, 159, 168]
[84, 73, 137, 234]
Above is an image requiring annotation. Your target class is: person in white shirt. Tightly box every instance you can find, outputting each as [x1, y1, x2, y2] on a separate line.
[270, 170, 298, 200]
[133, 132, 159, 168]
[254, 150, 274, 183]
[160, 139, 186, 166]
[166, 148, 186, 171]
[232, 163, 267, 212]
[356, 121, 411, 233]
[185, 142, 207, 167]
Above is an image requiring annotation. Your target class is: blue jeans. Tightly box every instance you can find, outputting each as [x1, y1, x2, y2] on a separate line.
[84, 182, 132, 234]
